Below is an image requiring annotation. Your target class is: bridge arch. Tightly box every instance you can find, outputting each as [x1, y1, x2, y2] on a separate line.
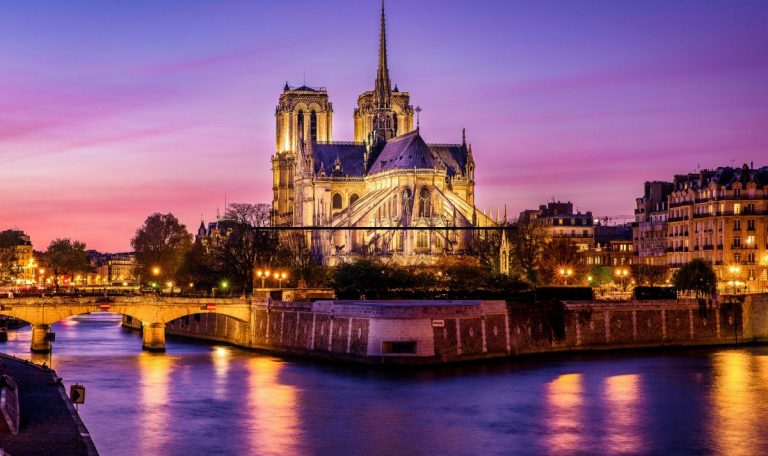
[0, 296, 253, 353]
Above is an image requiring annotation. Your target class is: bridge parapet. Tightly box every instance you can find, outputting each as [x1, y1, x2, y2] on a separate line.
[0, 295, 254, 353]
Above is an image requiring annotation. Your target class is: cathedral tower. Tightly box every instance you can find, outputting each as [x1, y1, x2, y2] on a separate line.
[354, 1, 413, 143]
[272, 85, 333, 225]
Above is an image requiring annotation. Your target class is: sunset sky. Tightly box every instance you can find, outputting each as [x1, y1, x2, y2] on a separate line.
[1, 0, 767, 252]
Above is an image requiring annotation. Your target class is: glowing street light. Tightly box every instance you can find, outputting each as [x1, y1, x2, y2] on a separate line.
[256, 269, 271, 289]
[277, 272, 288, 289]
[614, 268, 630, 291]
[729, 265, 741, 293]
[152, 266, 161, 276]
[558, 267, 574, 286]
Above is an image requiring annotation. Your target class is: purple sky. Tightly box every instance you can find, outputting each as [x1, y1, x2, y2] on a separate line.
[1, 0, 767, 252]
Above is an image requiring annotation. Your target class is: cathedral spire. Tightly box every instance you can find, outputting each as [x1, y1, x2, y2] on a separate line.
[374, 0, 391, 109]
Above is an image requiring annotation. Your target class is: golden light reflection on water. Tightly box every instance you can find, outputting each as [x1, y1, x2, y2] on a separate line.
[711, 351, 768, 456]
[546, 373, 583, 454]
[138, 352, 171, 455]
[604, 374, 640, 454]
[212, 346, 231, 400]
[247, 358, 300, 456]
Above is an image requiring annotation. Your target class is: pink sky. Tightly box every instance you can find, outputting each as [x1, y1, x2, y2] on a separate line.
[1, 0, 767, 252]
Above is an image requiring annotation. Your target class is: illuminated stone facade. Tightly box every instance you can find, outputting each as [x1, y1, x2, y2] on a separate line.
[270, 3, 492, 265]
[634, 164, 768, 291]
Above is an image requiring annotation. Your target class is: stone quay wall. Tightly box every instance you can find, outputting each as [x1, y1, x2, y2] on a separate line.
[123, 294, 768, 365]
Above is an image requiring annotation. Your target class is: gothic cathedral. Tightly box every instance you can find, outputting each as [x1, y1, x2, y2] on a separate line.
[271, 1, 494, 266]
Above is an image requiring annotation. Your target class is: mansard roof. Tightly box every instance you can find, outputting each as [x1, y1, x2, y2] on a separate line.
[312, 143, 367, 177]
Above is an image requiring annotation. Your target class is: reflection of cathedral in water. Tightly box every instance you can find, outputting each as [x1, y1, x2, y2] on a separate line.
[270, 2, 494, 265]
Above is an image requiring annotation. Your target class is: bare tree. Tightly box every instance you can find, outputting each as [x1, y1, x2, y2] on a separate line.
[219, 203, 278, 294]
[510, 218, 549, 284]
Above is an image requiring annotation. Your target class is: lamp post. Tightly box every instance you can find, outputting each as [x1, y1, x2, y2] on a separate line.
[278, 272, 288, 289]
[729, 265, 741, 294]
[558, 267, 574, 286]
[614, 268, 630, 292]
[256, 269, 271, 289]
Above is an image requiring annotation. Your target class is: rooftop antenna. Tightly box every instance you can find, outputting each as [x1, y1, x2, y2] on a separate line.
[415, 106, 422, 131]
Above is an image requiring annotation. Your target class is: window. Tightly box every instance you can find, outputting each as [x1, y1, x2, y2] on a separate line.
[349, 194, 360, 206]
[734, 219, 741, 231]
[297, 109, 304, 139]
[418, 187, 431, 218]
[746, 235, 755, 246]
[734, 253, 741, 262]
[393, 114, 398, 135]
[309, 110, 318, 141]
[734, 236, 741, 247]
[332, 193, 343, 210]
[747, 219, 755, 230]
[417, 230, 428, 249]
[734, 203, 741, 215]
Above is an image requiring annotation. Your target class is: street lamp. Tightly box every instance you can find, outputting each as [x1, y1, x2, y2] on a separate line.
[221, 280, 229, 296]
[256, 269, 272, 288]
[729, 265, 741, 294]
[152, 266, 161, 277]
[278, 272, 288, 289]
[614, 268, 630, 291]
[558, 267, 574, 286]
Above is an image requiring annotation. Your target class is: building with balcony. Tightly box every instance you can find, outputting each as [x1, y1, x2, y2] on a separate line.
[634, 164, 768, 291]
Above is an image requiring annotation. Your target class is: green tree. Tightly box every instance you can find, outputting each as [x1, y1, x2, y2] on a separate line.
[131, 213, 193, 285]
[44, 239, 94, 290]
[673, 259, 717, 314]
[328, 258, 390, 299]
[0, 231, 21, 284]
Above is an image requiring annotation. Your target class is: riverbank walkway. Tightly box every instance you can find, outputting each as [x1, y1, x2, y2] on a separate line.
[0, 354, 97, 455]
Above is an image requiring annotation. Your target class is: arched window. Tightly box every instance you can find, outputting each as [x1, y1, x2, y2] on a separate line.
[393, 114, 398, 135]
[297, 110, 304, 140]
[402, 188, 413, 215]
[332, 193, 343, 210]
[310, 110, 318, 142]
[349, 193, 360, 206]
[418, 187, 431, 218]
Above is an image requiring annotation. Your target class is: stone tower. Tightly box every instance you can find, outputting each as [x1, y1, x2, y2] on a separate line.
[272, 85, 334, 225]
[353, 0, 413, 143]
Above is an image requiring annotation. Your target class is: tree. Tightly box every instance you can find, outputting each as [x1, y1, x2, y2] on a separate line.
[329, 258, 390, 299]
[510, 218, 549, 284]
[673, 259, 717, 314]
[0, 231, 21, 284]
[217, 203, 278, 294]
[539, 239, 587, 286]
[631, 264, 671, 286]
[131, 213, 192, 285]
[45, 239, 94, 290]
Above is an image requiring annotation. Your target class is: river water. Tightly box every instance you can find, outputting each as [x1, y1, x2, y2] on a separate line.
[2, 315, 768, 456]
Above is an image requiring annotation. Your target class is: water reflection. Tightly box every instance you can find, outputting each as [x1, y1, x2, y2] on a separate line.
[710, 351, 767, 456]
[246, 358, 301, 456]
[546, 373, 583, 454]
[138, 352, 171, 456]
[211, 346, 231, 400]
[604, 374, 641, 454]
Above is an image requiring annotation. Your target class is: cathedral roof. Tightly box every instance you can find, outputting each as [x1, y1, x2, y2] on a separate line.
[368, 130, 438, 173]
[312, 143, 367, 177]
[429, 143, 468, 177]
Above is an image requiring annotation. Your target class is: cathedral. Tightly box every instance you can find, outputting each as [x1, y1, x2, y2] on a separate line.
[271, 2, 494, 266]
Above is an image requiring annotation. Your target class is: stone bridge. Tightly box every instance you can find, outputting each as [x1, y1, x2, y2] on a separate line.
[0, 296, 253, 353]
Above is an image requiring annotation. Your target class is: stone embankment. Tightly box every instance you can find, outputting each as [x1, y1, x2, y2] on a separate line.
[123, 294, 768, 365]
[0, 354, 97, 455]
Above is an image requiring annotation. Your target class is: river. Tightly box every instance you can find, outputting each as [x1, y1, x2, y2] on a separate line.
[2, 315, 768, 456]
